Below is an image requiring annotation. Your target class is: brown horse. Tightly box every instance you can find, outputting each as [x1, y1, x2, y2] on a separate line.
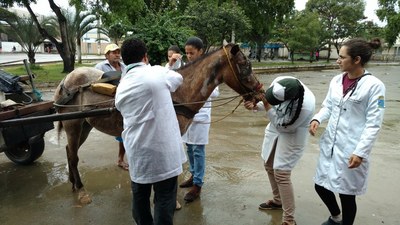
[53, 43, 263, 203]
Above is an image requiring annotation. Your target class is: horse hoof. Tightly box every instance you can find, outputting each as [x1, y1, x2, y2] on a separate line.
[78, 191, 92, 204]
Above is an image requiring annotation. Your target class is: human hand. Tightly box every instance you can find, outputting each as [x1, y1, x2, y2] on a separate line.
[244, 100, 257, 110]
[348, 154, 363, 168]
[169, 53, 182, 66]
[309, 120, 319, 136]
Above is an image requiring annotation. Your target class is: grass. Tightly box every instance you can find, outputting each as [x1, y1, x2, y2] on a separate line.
[2, 62, 96, 85]
[1, 59, 330, 86]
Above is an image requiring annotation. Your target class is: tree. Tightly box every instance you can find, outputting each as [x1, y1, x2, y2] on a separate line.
[236, 0, 295, 61]
[184, 1, 251, 51]
[98, 21, 131, 45]
[45, 6, 97, 64]
[0, 9, 44, 64]
[306, 0, 365, 62]
[377, 0, 400, 48]
[275, 11, 323, 63]
[130, 10, 194, 65]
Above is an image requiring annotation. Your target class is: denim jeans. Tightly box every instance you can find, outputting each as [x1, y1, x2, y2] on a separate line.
[186, 144, 205, 186]
[131, 176, 177, 225]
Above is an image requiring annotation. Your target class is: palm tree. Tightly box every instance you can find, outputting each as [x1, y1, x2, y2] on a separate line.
[47, 6, 97, 64]
[0, 9, 45, 64]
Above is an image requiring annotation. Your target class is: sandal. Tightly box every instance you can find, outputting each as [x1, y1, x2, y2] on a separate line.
[259, 200, 282, 210]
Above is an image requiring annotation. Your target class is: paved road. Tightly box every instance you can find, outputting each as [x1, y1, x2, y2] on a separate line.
[0, 53, 104, 66]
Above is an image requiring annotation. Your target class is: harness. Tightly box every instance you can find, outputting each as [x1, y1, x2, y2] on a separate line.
[55, 71, 121, 107]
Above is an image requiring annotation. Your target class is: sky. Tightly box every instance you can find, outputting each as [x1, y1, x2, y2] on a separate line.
[18, 0, 384, 25]
[295, 0, 383, 25]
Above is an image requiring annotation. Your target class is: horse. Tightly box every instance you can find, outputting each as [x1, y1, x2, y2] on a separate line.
[53, 43, 264, 203]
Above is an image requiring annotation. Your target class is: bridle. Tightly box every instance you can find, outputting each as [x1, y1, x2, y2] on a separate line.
[173, 45, 264, 120]
[222, 45, 263, 98]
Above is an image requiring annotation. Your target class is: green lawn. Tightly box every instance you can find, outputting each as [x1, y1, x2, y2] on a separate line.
[2, 62, 97, 85]
[1, 59, 327, 85]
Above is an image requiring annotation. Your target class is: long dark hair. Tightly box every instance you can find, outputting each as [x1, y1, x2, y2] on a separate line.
[281, 80, 305, 127]
[343, 38, 381, 66]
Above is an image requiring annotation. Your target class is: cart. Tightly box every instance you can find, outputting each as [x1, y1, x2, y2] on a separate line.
[0, 60, 115, 165]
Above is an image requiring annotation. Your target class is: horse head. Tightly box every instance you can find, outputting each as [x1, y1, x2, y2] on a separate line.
[221, 43, 264, 101]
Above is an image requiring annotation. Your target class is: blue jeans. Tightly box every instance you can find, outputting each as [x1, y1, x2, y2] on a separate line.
[131, 176, 177, 225]
[186, 144, 205, 186]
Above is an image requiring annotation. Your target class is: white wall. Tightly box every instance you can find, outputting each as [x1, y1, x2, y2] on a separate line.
[0, 41, 22, 52]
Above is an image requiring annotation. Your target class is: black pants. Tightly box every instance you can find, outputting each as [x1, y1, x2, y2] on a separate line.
[315, 184, 357, 225]
[131, 176, 177, 225]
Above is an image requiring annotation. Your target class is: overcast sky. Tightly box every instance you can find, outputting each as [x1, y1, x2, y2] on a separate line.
[18, 0, 384, 25]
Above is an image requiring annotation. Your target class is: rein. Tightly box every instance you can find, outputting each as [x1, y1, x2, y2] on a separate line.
[54, 94, 246, 124]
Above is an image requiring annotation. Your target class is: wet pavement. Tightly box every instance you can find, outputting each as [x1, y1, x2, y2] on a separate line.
[0, 65, 399, 225]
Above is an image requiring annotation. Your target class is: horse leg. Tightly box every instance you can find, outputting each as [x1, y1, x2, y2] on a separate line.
[64, 120, 93, 192]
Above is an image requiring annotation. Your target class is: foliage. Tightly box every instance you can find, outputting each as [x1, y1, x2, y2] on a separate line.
[306, 0, 366, 61]
[98, 22, 131, 44]
[129, 10, 194, 65]
[377, 0, 400, 48]
[235, 0, 295, 61]
[184, 1, 251, 50]
[46, 6, 97, 63]
[275, 11, 322, 62]
[355, 21, 385, 41]
[85, 0, 145, 27]
[0, 9, 44, 64]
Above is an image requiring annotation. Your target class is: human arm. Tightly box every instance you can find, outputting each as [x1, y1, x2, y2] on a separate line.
[165, 68, 183, 91]
[309, 77, 338, 134]
[351, 79, 385, 160]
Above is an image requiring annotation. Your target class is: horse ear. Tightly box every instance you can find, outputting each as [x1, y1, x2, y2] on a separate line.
[231, 44, 240, 55]
[223, 39, 229, 46]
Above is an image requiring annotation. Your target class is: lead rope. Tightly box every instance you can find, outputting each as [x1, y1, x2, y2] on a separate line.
[195, 98, 244, 124]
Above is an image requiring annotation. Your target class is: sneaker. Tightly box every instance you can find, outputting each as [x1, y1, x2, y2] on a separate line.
[321, 217, 342, 225]
[258, 200, 282, 210]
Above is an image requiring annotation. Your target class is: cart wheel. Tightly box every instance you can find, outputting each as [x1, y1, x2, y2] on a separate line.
[4, 134, 45, 165]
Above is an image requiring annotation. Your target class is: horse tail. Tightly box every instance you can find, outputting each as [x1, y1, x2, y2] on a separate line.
[56, 121, 64, 142]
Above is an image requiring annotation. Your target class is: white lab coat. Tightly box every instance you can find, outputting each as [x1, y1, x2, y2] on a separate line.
[182, 87, 220, 145]
[312, 71, 385, 195]
[257, 76, 316, 170]
[115, 63, 187, 184]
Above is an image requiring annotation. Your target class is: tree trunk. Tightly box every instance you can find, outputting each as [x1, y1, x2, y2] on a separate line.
[28, 50, 36, 64]
[327, 41, 332, 63]
[256, 41, 263, 62]
[23, 0, 75, 73]
[58, 50, 75, 73]
[77, 37, 82, 64]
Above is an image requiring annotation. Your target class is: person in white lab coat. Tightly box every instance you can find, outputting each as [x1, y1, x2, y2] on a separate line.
[244, 76, 316, 225]
[178, 37, 220, 203]
[309, 38, 385, 225]
[115, 38, 186, 225]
